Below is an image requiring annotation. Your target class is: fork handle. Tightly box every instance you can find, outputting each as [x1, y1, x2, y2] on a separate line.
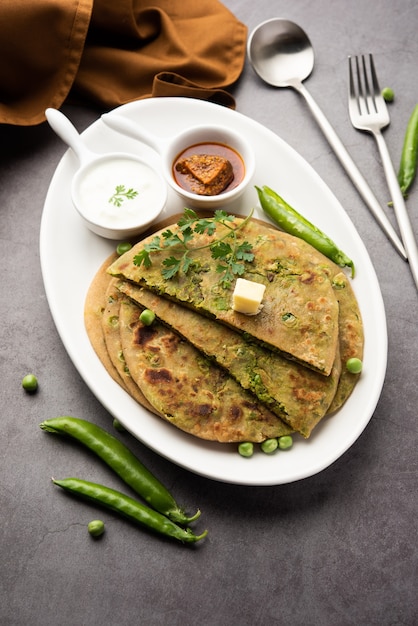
[296, 83, 407, 260]
[374, 130, 418, 291]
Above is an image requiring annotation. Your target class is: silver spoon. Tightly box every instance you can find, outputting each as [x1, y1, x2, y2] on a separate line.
[247, 18, 406, 260]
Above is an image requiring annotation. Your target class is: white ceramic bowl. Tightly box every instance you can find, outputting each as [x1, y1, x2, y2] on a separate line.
[71, 153, 167, 239]
[163, 124, 255, 209]
[101, 114, 256, 210]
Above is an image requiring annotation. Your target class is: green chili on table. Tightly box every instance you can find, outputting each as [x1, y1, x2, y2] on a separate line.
[53, 478, 207, 543]
[255, 185, 355, 278]
[40, 416, 200, 525]
[397, 104, 418, 198]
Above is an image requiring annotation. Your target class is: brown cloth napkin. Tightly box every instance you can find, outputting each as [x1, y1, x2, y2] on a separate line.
[0, 0, 247, 126]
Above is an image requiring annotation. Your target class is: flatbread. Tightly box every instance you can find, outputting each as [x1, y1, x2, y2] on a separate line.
[118, 297, 293, 443]
[101, 279, 161, 415]
[327, 272, 364, 412]
[85, 214, 363, 443]
[118, 281, 341, 438]
[84, 253, 128, 391]
[108, 217, 340, 375]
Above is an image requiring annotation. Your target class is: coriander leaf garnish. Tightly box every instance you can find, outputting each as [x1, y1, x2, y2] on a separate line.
[162, 256, 183, 280]
[109, 184, 139, 207]
[133, 208, 255, 287]
[210, 241, 232, 259]
[235, 241, 254, 262]
[133, 248, 152, 269]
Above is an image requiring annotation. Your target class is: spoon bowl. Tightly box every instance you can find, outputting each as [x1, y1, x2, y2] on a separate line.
[248, 18, 314, 88]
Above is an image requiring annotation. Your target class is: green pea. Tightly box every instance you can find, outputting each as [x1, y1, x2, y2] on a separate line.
[140, 309, 155, 326]
[346, 357, 363, 374]
[261, 438, 278, 454]
[22, 374, 38, 392]
[116, 242, 133, 256]
[112, 418, 126, 432]
[88, 519, 105, 537]
[278, 435, 293, 451]
[238, 442, 254, 457]
[381, 87, 394, 103]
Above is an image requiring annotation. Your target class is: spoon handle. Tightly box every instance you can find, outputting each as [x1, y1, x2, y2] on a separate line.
[45, 108, 94, 165]
[296, 83, 407, 260]
[101, 113, 164, 154]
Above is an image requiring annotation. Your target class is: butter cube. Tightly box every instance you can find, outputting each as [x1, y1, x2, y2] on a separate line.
[232, 278, 266, 315]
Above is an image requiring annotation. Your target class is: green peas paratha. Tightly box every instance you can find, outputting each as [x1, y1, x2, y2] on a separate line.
[84, 254, 128, 392]
[118, 297, 293, 443]
[108, 216, 340, 376]
[85, 212, 363, 443]
[101, 279, 162, 415]
[117, 281, 341, 437]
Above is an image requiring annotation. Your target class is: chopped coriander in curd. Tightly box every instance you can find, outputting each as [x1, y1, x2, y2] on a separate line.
[77, 157, 165, 229]
[232, 278, 266, 315]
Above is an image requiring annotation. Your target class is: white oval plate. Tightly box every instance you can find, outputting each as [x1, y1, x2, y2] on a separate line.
[40, 98, 387, 485]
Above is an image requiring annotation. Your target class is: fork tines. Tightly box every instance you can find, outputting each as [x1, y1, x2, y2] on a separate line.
[348, 54, 382, 116]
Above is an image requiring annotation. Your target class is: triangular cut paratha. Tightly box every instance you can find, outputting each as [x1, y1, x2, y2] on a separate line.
[118, 281, 341, 438]
[118, 297, 293, 443]
[108, 217, 340, 375]
[85, 213, 363, 444]
[101, 279, 162, 415]
[84, 254, 128, 392]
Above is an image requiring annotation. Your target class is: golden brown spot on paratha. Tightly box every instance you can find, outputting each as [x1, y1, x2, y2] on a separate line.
[145, 368, 173, 383]
[195, 404, 213, 417]
[300, 271, 315, 284]
[133, 324, 158, 346]
[229, 405, 241, 420]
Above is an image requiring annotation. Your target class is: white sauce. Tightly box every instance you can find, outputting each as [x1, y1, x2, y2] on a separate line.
[77, 157, 166, 228]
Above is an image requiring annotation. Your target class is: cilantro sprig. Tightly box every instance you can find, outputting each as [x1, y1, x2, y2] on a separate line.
[109, 185, 139, 207]
[133, 208, 255, 287]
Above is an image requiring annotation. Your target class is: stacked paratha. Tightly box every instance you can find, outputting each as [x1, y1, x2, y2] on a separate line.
[84, 214, 363, 443]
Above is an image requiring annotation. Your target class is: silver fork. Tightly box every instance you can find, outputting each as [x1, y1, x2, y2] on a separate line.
[349, 53, 418, 291]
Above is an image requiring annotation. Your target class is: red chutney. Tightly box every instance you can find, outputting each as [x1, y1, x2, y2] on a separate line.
[172, 142, 245, 196]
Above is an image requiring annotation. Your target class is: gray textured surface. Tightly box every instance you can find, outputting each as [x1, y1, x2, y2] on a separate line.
[1, 1, 417, 625]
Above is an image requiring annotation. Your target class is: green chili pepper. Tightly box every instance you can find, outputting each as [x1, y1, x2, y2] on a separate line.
[397, 104, 418, 198]
[53, 478, 207, 544]
[40, 417, 200, 525]
[255, 186, 355, 278]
